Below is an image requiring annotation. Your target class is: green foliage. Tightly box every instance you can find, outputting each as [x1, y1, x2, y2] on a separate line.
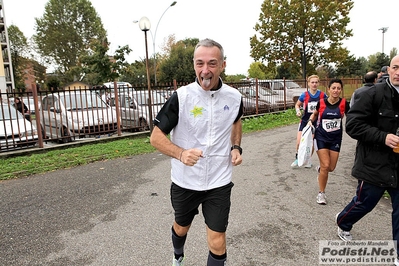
[33, 0, 106, 76]
[368, 53, 390, 73]
[242, 108, 298, 133]
[119, 60, 148, 85]
[390, 48, 398, 60]
[8, 25, 28, 56]
[46, 75, 61, 90]
[158, 38, 199, 83]
[248, 62, 267, 79]
[0, 136, 155, 180]
[250, 0, 353, 78]
[80, 39, 132, 85]
[225, 74, 246, 82]
[276, 64, 296, 79]
[8, 25, 29, 89]
[335, 54, 365, 77]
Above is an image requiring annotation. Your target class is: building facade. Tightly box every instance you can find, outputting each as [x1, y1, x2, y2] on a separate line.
[0, 0, 14, 93]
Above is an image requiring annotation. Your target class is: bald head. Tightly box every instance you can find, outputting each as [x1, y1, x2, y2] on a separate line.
[388, 55, 399, 86]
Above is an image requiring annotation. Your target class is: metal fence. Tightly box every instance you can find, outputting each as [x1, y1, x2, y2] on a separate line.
[0, 78, 363, 152]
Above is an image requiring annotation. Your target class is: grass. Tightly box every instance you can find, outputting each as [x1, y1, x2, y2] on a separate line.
[0, 109, 299, 181]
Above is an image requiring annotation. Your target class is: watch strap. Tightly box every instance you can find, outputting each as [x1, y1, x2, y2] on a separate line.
[231, 145, 242, 155]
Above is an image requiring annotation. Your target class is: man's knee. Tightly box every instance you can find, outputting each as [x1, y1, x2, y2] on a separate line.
[173, 221, 190, 237]
[207, 231, 226, 254]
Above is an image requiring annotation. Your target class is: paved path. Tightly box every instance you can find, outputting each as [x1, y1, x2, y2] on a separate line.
[0, 124, 394, 265]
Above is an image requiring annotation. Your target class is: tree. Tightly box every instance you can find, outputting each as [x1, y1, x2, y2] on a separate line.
[248, 62, 267, 79]
[158, 38, 199, 83]
[33, 0, 106, 76]
[225, 74, 246, 82]
[368, 53, 390, 73]
[276, 64, 296, 79]
[8, 25, 29, 57]
[335, 54, 363, 77]
[250, 0, 353, 78]
[8, 25, 29, 89]
[8, 25, 46, 91]
[79, 39, 132, 85]
[119, 60, 148, 86]
[46, 75, 61, 91]
[389, 48, 398, 60]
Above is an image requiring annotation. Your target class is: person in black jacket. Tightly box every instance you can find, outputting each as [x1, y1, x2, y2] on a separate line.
[377, 65, 389, 83]
[14, 97, 31, 121]
[349, 71, 377, 107]
[336, 55, 399, 263]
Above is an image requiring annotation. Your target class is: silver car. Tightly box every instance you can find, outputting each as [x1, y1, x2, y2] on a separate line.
[40, 91, 118, 143]
[109, 93, 149, 131]
[238, 87, 293, 111]
[0, 104, 39, 151]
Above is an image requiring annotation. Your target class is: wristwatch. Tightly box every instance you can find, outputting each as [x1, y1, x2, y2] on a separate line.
[231, 145, 242, 155]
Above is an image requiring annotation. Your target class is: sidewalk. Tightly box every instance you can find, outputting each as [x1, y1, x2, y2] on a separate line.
[0, 124, 394, 265]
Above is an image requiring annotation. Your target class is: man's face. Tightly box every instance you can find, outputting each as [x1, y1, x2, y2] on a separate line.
[193, 46, 226, 91]
[388, 56, 399, 87]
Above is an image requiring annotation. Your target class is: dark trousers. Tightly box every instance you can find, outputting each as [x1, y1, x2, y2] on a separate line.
[337, 180, 399, 255]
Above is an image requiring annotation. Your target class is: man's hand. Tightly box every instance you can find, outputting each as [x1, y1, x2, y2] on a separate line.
[385, 133, 399, 149]
[231, 150, 242, 166]
[180, 148, 203, 166]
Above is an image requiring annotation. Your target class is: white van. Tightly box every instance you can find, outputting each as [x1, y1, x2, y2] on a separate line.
[40, 91, 118, 143]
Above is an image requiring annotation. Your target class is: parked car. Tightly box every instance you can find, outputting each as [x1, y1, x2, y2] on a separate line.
[103, 81, 133, 89]
[246, 79, 306, 103]
[240, 94, 270, 114]
[109, 93, 149, 131]
[103, 82, 135, 95]
[134, 90, 167, 121]
[238, 87, 294, 111]
[40, 91, 118, 143]
[0, 104, 39, 151]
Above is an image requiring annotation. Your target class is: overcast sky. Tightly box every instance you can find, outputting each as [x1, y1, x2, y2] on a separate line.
[4, 0, 398, 75]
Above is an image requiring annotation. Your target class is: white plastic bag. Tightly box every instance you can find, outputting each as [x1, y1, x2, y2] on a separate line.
[297, 125, 313, 167]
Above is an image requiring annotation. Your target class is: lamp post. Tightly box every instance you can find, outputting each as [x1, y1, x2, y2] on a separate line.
[152, 1, 177, 86]
[297, 41, 312, 82]
[138, 16, 154, 132]
[134, 2, 177, 86]
[378, 27, 388, 54]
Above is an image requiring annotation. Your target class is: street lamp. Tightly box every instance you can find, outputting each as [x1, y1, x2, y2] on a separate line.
[138, 16, 154, 132]
[378, 27, 388, 54]
[152, 1, 177, 86]
[134, 2, 177, 86]
[297, 41, 312, 82]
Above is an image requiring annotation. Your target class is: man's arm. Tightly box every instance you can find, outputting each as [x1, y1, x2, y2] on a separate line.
[294, 93, 305, 117]
[346, 87, 387, 144]
[150, 126, 203, 166]
[231, 118, 242, 146]
[150, 126, 183, 161]
[230, 118, 242, 166]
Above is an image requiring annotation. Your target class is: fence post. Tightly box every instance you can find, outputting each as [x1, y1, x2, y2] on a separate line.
[112, 81, 122, 136]
[31, 83, 44, 148]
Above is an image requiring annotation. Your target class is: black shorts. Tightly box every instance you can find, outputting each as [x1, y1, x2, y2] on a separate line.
[170, 182, 234, 232]
[314, 138, 341, 152]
